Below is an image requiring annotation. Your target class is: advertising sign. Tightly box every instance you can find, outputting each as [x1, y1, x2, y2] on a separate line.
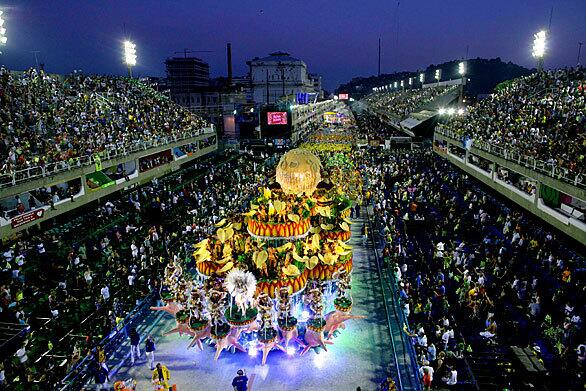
[338, 93, 349, 100]
[11, 208, 45, 229]
[267, 112, 288, 125]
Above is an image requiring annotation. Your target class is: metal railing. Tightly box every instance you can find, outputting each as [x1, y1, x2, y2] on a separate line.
[59, 292, 156, 390]
[0, 128, 216, 190]
[435, 126, 585, 190]
[368, 205, 422, 391]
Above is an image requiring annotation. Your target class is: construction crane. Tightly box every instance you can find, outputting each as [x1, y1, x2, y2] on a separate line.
[174, 49, 213, 58]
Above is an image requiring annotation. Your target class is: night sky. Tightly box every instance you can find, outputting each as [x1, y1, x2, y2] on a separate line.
[0, 0, 584, 90]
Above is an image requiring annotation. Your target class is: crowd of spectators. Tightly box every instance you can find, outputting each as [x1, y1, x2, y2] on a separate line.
[438, 67, 585, 175]
[0, 150, 273, 389]
[360, 148, 584, 389]
[0, 67, 208, 176]
[364, 85, 455, 121]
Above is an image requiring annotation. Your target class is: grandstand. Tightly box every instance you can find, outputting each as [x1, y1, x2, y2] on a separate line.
[433, 68, 585, 243]
[0, 68, 217, 237]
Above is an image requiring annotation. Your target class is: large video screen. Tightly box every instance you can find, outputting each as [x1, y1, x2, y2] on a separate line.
[338, 93, 349, 100]
[267, 112, 288, 125]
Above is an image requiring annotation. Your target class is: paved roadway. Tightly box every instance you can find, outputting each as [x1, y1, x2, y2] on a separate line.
[110, 211, 412, 391]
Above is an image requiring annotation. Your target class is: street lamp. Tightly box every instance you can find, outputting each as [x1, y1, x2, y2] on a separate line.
[532, 30, 546, 71]
[0, 10, 7, 52]
[123, 40, 137, 77]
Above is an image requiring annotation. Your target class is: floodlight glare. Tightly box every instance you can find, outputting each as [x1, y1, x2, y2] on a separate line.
[457, 108, 465, 115]
[447, 107, 455, 115]
[0, 10, 6, 48]
[532, 30, 546, 59]
[124, 40, 137, 66]
[458, 62, 466, 76]
[438, 107, 446, 115]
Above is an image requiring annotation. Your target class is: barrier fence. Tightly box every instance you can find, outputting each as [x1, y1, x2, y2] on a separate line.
[367, 204, 422, 391]
[435, 127, 584, 190]
[0, 128, 215, 190]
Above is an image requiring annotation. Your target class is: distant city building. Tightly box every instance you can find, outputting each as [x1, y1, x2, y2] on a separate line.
[165, 56, 210, 94]
[308, 73, 323, 98]
[247, 52, 321, 104]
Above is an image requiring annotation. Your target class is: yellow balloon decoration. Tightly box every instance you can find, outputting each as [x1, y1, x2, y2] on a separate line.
[275, 148, 322, 195]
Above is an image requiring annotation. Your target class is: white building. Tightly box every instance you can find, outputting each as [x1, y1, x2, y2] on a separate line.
[248, 52, 320, 104]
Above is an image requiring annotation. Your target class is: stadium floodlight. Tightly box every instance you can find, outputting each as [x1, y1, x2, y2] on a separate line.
[532, 30, 546, 58]
[419, 73, 425, 83]
[409, 77, 413, 86]
[400, 80, 404, 88]
[394, 81, 398, 88]
[123, 40, 137, 77]
[447, 107, 455, 115]
[458, 62, 466, 76]
[435, 69, 441, 82]
[532, 30, 547, 71]
[0, 10, 7, 49]
[438, 107, 446, 115]
[457, 108, 465, 115]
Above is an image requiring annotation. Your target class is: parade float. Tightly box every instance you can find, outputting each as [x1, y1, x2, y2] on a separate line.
[151, 148, 364, 364]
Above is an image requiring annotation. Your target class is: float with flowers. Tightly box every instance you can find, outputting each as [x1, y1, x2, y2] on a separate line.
[151, 147, 364, 365]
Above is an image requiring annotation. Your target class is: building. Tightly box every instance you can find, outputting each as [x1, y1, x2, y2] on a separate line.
[308, 73, 323, 98]
[165, 55, 210, 94]
[248, 52, 321, 104]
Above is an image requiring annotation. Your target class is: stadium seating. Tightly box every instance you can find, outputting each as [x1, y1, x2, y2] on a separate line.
[0, 67, 208, 177]
[438, 68, 585, 174]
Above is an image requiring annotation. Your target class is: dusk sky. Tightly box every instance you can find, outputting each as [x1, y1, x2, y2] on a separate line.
[0, 0, 584, 90]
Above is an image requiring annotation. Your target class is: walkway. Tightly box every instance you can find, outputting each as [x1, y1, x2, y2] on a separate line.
[110, 212, 402, 390]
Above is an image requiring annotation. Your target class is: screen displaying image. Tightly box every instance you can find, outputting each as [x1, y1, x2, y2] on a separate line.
[267, 112, 288, 125]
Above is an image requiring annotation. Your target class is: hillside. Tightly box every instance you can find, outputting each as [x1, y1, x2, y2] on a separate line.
[336, 57, 533, 98]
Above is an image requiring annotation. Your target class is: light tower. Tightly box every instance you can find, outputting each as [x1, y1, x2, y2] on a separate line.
[0, 10, 7, 54]
[419, 73, 425, 85]
[458, 61, 466, 103]
[123, 40, 137, 77]
[435, 69, 441, 86]
[532, 30, 547, 72]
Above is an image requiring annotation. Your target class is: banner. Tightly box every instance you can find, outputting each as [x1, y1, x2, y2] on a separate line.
[540, 184, 560, 208]
[11, 209, 45, 229]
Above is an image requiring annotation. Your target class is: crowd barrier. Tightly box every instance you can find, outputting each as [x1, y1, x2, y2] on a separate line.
[0, 128, 215, 190]
[435, 127, 584, 190]
[367, 204, 422, 391]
